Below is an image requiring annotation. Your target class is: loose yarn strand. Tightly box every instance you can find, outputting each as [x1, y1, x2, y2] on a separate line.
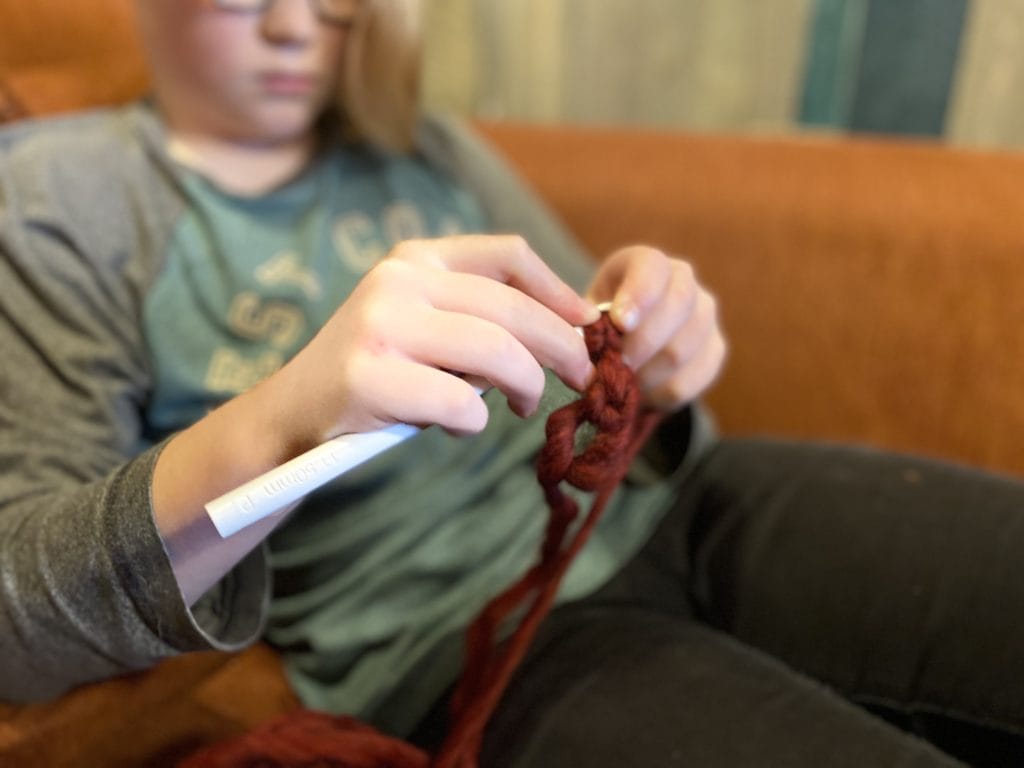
[181, 313, 661, 768]
[435, 317, 660, 768]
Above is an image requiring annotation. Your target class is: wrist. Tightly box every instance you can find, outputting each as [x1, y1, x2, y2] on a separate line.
[152, 377, 297, 533]
[246, 357, 330, 466]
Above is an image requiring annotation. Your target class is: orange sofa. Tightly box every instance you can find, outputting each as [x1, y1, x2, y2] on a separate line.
[3, 1, 1024, 765]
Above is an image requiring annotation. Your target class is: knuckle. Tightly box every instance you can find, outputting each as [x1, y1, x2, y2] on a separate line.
[516, 360, 547, 407]
[343, 299, 399, 361]
[626, 330, 657, 369]
[524, 362, 547, 403]
[662, 337, 688, 368]
[574, 343, 593, 375]
[692, 293, 716, 333]
[712, 333, 729, 367]
[389, 238, 433, 266]
[489, 234, 530, 264]
[702, 290, 719, 320]
[667, 272, 694, 308]
[635, 244, 665, 261]
[362, 258, 402, 290]
[628, 245, 667, 276]
[358, 304, 393, 350]
[363, 259, 424, 301]
[445, 385, 488, 433]
[387, 239, 414, 262]
[504, 234, 530, 256]
[492, 328, 523, 366]
[445, 385, 474, 418]
[397, 237, 424, 255]
[340, 354, 375, 404]
[664, 374, 697, 406]
[674, 257, 695, 284]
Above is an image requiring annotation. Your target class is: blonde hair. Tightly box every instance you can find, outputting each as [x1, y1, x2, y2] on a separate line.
[339, 0, 422, 153]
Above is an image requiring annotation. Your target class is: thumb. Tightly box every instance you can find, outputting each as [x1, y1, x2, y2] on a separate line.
[587, 246, 670, 332]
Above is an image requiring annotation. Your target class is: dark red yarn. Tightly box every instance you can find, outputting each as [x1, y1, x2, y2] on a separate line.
[180, 314, 661, 768]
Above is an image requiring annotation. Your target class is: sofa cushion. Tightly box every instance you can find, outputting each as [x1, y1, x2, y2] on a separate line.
[0, 646, 299, 766]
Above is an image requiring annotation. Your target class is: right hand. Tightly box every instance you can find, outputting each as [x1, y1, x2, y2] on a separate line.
[268, 235, 600, 447]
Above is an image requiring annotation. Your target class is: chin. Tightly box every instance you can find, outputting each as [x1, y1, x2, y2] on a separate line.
[236, 103, 324, 145]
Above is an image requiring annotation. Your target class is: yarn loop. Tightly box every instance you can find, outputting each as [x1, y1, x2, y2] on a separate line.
[181, 313, 661, 768]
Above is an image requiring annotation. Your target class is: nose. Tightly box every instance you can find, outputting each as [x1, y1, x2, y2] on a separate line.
[260, 0, 318, 46]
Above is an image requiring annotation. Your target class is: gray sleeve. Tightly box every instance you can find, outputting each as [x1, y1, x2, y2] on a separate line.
[0, 113, 267, 703]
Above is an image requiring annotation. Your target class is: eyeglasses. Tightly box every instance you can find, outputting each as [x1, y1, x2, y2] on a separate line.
[212, 0, 361, 25]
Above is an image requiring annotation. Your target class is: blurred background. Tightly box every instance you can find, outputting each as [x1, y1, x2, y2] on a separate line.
[421, 0, 1024, 149]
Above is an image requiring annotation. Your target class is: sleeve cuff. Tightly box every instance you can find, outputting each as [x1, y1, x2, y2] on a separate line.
[105, 444, 270, 657]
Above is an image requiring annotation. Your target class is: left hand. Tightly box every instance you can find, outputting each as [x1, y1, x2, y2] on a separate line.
[587, 246, 727, 412]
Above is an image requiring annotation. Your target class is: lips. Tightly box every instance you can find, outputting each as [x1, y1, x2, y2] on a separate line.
[259, 71, 318, 97]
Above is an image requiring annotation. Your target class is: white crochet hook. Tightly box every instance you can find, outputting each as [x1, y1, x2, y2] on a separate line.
[205, 302, 612, 537]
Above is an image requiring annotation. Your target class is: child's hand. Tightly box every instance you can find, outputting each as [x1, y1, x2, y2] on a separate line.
[273, 235, 600, 444]
[587, 246, 727, 412]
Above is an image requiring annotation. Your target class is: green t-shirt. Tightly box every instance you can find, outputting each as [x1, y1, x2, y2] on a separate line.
[142, 136, 680, 733]
[0, 105, 711, 730]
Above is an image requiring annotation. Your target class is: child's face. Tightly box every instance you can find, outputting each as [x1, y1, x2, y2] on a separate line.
[137, 0, 353, 144]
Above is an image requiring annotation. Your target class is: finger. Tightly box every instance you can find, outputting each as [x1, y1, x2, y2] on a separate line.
[620, 262, 700, 369]
[423, 269, 594, 391]
[392, 307, 549, 418]
[349, 355, 491, 436]
[643, 331, 728, 412]
[397, 235, 600, 327]
[632, 287, 716, 383]
[586, 246, 672, 333]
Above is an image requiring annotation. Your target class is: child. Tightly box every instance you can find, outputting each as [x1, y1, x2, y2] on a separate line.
[0, 1, 1020, 765]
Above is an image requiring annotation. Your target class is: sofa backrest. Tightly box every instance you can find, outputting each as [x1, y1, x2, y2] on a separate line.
[5, 3, 1024, 478]
[479, 121, 1024, 477]
[0, 0, 149, 122]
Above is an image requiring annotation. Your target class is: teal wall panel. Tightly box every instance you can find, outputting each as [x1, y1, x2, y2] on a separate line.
[849, 0, 968, 136]
[799, 0, 870, 128]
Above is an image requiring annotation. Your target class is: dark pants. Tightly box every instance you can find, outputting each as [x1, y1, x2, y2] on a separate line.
[476, 439, 1024, 767]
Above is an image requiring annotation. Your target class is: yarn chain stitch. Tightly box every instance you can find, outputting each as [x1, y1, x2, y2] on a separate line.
[181, 312, 662, 768]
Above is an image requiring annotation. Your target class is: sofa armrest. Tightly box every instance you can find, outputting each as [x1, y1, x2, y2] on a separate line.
[0, 645, 298, 766]
[478, 121, 1024, 477]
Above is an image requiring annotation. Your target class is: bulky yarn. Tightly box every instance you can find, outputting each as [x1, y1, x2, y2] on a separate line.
[181, 313, 660, 768]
